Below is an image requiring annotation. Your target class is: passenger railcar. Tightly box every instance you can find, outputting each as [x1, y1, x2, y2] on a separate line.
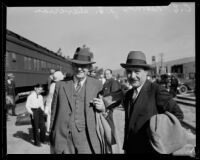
[5, 29, 73, 97]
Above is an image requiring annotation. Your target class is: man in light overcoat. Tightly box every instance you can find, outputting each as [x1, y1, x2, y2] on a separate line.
[49, 46, 114, 154]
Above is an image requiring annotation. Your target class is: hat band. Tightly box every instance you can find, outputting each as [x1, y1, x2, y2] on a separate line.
[74, 54, 91, 62]
[126, 59, 147, 65]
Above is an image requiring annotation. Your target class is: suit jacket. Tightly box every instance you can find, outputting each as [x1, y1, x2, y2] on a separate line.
[123, 80, 184, 154]
[49, 76, 103, 154]
[102, 78, 121, 97]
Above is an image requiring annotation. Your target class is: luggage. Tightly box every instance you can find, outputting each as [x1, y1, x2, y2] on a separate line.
[15, 112, 31, 126]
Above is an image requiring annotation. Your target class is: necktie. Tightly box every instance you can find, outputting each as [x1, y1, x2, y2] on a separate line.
[132, 89, 138, 102]
[75, 82, 81, 93]
[128, 89, 138, 118]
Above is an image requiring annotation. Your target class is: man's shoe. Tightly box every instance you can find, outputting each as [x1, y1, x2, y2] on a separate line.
[34, 142, 41, 147]
[41, 141, 48, 145]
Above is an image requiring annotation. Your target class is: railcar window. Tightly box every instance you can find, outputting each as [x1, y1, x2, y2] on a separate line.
[34, 59, 37, 71]
[44, 61, 47, 72]
[37, 60, 40, 71]
[28, 57, 32, 70]
[41, 60, 44, 71]
[6, 51, 10, 68]
[24, 57, 28, 70]
[12, 53, 16, 62]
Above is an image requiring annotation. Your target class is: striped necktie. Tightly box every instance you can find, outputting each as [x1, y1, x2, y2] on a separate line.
[75, 81, 81, 93]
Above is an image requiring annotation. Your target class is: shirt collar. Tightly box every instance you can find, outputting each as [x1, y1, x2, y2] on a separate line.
[73, 76, 87, 87]
[133, 81, 145, 95]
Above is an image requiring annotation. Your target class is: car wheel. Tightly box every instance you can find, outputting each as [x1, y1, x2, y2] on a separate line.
[179, 85, 188, 94]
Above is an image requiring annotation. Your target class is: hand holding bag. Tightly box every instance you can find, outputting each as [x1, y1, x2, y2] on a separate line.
[148, 111, 188, 154]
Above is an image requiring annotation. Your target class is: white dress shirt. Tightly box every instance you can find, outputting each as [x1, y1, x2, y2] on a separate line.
[25, 91, 44, 114]
[73, 76, 87, 89]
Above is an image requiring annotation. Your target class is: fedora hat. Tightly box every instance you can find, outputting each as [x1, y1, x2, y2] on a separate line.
[120, 51, 152, 70]
[70, 46, 96, 65]
[7, 73, 15, 77]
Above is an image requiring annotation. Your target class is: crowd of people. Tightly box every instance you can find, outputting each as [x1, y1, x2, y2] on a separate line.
[5, 46, 195, 155]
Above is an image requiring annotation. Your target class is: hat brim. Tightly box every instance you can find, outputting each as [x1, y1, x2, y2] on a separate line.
[8, 75, 15, 77]
[120, 63, 152, 70]
[70, 59, 96, 65]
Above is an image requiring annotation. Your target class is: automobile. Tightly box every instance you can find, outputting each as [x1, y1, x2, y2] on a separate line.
[159, 73, 195, 94]
[177, 78, 195, 94]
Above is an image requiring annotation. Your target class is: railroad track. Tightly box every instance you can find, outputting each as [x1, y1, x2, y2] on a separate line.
[174, 94, 196, 134]
[174, 94, 196, 107]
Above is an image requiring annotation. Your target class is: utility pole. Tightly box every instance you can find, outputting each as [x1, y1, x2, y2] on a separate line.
[159, 53, 164, 74]
[152, 56, 156, 75]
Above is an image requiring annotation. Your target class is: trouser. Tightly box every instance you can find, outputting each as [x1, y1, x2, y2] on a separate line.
[69, 125, 93, 154]
[6, 104, 16, 115]
[30, 108, 46, 144]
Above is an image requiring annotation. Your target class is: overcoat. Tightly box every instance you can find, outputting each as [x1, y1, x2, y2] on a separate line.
[49, 76, 104, 154]
[123, 80, 184, 154]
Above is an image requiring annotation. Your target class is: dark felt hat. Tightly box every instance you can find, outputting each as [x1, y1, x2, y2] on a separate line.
[120, 51, 152, 70]
[70, 46, 96, 65]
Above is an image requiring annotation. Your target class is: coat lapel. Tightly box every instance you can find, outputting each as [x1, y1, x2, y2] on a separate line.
[63, 80, 74, 111]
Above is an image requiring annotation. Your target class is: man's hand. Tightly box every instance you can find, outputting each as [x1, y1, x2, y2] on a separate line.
[93, 95, 106, 112]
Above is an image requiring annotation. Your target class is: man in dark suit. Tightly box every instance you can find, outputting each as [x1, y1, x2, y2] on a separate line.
[49, 46, 112, 154]
[6, 73, 17, 116]
[120, 51, 184, 154]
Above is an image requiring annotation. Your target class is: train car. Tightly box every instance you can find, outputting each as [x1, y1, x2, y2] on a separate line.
[5, 29, 73, 98]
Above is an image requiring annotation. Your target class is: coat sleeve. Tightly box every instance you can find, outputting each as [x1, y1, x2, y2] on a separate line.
[45, 83, 56, 114]
[122, 93, 129, 151]
[156, 84, 184, 122]
[49, 82, 59, 132]
[111, 80, 121, 93]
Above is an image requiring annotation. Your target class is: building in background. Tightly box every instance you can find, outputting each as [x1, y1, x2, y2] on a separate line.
[156, 56, 195, 79]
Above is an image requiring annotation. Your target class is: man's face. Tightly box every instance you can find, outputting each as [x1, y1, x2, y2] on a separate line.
[126, 67, 148, 88]
[104, 70, 112, 80]
[35, 87, 43, 94]
[73, 64, 90, 80]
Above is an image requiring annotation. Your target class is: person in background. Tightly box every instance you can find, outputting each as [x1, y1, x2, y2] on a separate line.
[6, 73, 17, 116]
[49, 46, 114, 154]
[47, 69, 56, 93]
[103, 69, 121, 97]
[170, 75, 179, 97]
[44, 71, 64, 134]
[102, 69, 122, 153]
[89, 69, 97, 78]
[99, 71, 106, 85]
[120, 51, 184, 154]
[25, 84, 46, 147]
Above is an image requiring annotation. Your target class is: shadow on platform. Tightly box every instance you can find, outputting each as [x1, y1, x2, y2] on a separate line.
[13, 128, 34, 145]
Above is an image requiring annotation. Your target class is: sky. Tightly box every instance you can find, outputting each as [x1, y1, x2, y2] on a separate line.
[6, 3, 195, 70]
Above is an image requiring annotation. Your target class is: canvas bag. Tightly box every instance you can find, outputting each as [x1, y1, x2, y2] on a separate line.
[148, 111, 188, 154]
